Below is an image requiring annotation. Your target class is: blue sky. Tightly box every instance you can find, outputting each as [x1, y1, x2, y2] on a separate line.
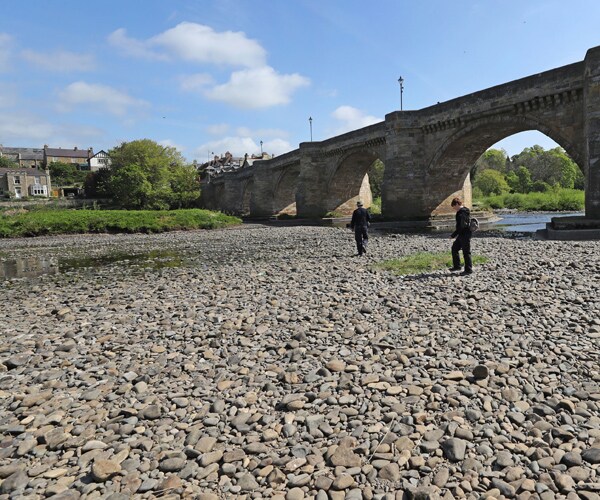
[1, 0, 599, 162]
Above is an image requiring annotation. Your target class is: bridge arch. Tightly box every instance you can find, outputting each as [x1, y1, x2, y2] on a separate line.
[325, 148, 384, 215]
[425, 114, 585, 213]
[242, 180, 253, 215]
[273, 165, 300, 216]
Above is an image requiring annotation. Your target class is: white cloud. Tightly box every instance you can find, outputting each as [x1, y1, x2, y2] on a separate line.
[153, 22, 266, 67]
[197, 136, 293, 158]
[159, 139, 185, 152]
[22, 49, 96, 72]
[0, 33, 13, 71]
[180, 73, 214, 92]
[206, 123, 230, 136]
[109, 22, 266, 67]
[236, 126, 289, 139]
[107, 28, 167, 61]
[0, 110, 103, 145]
[58, 81, 149, 117]
[331, 105, 381, 135]
[205, 66, 310, 109]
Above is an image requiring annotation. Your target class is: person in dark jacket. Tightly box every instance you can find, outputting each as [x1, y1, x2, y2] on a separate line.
[350, 200, 371, 256]
[449, 197, 473, 275]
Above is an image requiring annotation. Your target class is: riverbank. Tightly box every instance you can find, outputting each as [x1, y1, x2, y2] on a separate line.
[0, 208, 241, 237]
[1, 226, 599, 498]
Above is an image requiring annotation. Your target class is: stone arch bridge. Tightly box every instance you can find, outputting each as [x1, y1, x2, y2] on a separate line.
[202, 46, 600, 221]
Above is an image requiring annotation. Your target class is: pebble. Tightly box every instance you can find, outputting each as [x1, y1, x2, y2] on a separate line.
[0, 226, 599, 498]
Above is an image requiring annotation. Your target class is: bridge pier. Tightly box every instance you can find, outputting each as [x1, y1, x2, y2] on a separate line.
[585, 46, 600, 220]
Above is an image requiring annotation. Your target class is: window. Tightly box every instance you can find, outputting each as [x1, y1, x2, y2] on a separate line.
[13, 175, 21, 185]
[30, 185, 47, 196]
[14, 187, 21, 198]
[99, 158, 109, 165]
[34, 177, 40, 184]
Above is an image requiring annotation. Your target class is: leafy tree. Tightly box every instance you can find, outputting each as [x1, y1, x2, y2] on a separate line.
[506, 166, 533, 193]
[106, 139, 197, 210]
[473, 169, 509, 196]
[368, 159, 384, 199]
[83, 168, 112, 198]
[169, 165, 201, 208]
[510, 145, 583, 188]
[48, 161, 88, 187]
[0, 156, 18, 168]
[472, 148, 509, 180]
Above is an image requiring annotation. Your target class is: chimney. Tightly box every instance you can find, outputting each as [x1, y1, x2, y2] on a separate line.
[74, 147, 78, 151]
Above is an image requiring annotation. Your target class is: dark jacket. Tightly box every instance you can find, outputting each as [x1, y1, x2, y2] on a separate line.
[350, 207, 371, 229]
[451, 206, 471, 238]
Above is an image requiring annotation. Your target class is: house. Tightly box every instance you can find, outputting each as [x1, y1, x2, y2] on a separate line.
[0, 167, 52, 199]
[44, 145, 93, 168]
[0, 146, 44, 168]
[88, 150, 111, 171]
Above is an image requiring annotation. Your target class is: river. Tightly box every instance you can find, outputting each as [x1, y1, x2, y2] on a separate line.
[487, 211, 584, 232]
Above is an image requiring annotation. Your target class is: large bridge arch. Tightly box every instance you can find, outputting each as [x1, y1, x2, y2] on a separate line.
[324, 148, 384, 215]
[424, 113, 585, 214]
[273, 165, 300, 216]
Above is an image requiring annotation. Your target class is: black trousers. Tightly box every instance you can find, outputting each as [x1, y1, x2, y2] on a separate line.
[354, 226, 368, 255]
[452, 234, 472, 271]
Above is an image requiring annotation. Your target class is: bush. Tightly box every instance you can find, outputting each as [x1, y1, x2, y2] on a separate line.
[474, 189, 584, 211]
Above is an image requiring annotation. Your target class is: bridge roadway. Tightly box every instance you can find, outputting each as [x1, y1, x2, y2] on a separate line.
[202, 45, 600, 223]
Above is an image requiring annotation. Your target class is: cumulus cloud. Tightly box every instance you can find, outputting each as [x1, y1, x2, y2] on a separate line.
[179, 73, 214, 92]
[197, 136, 293, 158]
[331, 105, 381, 135]
[109, 22, 266, 67]
[107, 28, 167, 61]
[159, 139, 185, 152]
[0, 110, 103, 145]
[236, 126, 289, 139]
[205, 66, 310, 109]
[58, 81, 149, 117]
[22, 49, 96, 72]
[205, 123, 230, 136]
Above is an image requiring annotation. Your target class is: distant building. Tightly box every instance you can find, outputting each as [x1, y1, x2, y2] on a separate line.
[198, 150, 272, 180]
[0, 167, 51, 198]
[0, 146, 44, 168]
[88, 150, 111, 171]
[44, 145, 93, 168]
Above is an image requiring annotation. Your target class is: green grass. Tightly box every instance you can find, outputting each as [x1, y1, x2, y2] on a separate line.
[476, 189, 584, 211]
[372, 252, 489, 276]
[0, 208, 241, 238]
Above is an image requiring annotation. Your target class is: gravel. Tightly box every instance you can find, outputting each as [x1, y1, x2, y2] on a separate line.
[0, 224, 599, 498]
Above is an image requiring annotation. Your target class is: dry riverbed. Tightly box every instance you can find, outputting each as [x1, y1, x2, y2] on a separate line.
[0, 226, 599, 499]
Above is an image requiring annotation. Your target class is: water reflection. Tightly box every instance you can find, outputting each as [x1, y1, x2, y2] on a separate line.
[0, 256, 59, 280]
[0, 250, 183, 280]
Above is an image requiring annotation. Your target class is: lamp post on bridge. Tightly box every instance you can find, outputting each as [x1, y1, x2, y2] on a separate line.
[398, 76, 404, 111]
[260, 140, 263, 155]
[309, 116, 313, 141]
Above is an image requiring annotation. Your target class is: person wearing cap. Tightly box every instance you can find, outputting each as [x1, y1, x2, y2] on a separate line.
[350, 200, 371, 256]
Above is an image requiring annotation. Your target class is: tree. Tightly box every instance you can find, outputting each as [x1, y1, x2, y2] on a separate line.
[368, 159, 384, 199]
[48, 161, 87, 187]
[473, 169, 509, 196]
[472, 148, 509, 180]
[0, 157, 18, 168]
[106, 139, 198, 209]
[83, 168, 112, 198]
[169, 165, 201, 208]
[510, 145, 583, 188]
[506, 166, 533, 193]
